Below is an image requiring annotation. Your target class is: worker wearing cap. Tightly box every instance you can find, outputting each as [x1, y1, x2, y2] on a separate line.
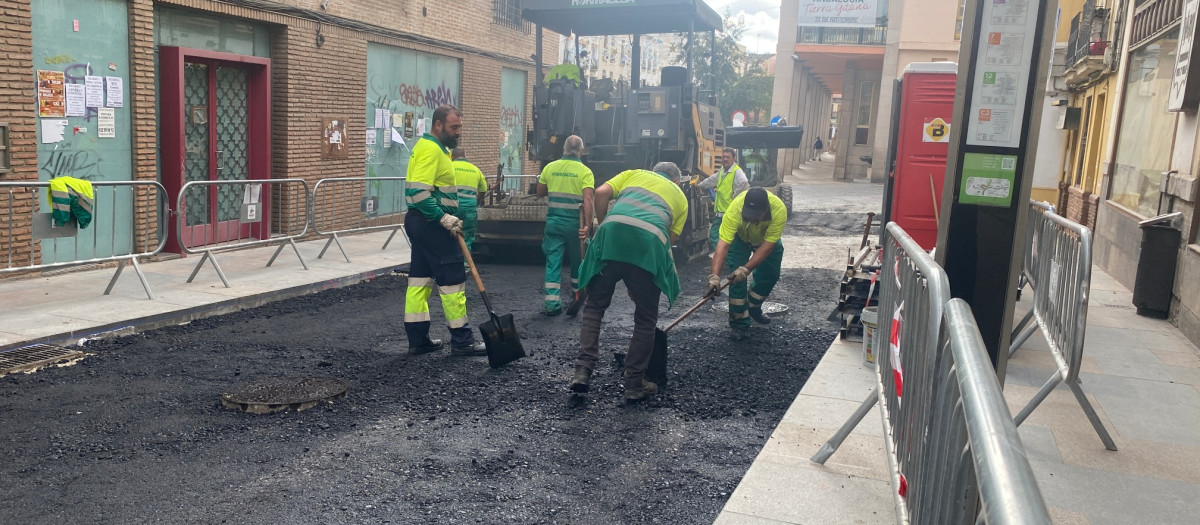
[403, 105, 486, 357]
[708, 187, 788, 341]
[570, 162, 688, 403]
[697, 147, 749, 251]
[451, 148, 489, 254]
[536, 135, 595, 316]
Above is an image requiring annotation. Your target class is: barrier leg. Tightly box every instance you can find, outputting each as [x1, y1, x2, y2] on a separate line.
[1008, 317, 1039, 358]
[1013, 370, 1062, 427]
[811, 390, 878, 464]
[1068, 380, 1119, 451]
[382, 225, 408, 249]
[266, 239, 309, 270]
[105, 256, 155, 300]
[188, 250, 230, 288]
[318, 234, 351, 263]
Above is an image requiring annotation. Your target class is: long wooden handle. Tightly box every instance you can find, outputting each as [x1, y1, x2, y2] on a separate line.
[664, 280, 732, 332]
[457, 233, 485, 293]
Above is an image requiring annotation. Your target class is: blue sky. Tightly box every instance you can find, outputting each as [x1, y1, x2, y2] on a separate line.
[704, 0, 782, 54]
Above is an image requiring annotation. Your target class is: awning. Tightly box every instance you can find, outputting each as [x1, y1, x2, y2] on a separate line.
[521, 0, 722, 36]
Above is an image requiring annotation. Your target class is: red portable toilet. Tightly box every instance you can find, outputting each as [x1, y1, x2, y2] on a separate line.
[881, 62, 957, 251]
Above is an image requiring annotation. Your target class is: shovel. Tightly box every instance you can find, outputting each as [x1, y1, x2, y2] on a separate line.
[457, 232, 526, 368]
[647, 279, 732, 386]
[565, 205, 591, 317]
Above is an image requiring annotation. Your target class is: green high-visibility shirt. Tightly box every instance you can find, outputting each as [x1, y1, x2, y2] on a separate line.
[719, 191, 788, 246]
[452, 159, 488, 209]
[405, 134, 458, 221]
[538, 156, 594, 222]
[578, 169, 688, 305]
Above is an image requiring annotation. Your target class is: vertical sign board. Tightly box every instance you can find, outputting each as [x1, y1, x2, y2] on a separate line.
[499, 68, 527, 191]
[1169, 0, 1200, 112]
[937, 0, 1056, 379]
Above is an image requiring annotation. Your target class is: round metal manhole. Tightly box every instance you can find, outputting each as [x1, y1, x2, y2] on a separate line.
[220, 377, 348, 414]
[711, 301, 790, 315]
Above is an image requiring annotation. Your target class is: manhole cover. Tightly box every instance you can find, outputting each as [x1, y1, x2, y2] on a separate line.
[711, 301, 790, 314]
[0, 344, 85, 376]
[221, 377, 348, 414]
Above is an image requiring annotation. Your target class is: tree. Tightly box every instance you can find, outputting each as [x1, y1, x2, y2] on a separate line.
[672, 13, 772, 123]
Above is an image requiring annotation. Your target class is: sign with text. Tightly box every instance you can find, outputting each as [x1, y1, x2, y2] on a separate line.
[1169, 0, 1200, 111]
[965, 0, 1040, 148]
[797, 0, 879, 28]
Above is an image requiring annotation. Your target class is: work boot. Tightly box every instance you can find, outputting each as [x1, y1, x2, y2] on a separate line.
[729, 326, 750, 341]
[543, 305, 563, 317]
[409, 338, 444, 355]
[568, 366, 592, 393]
[749, 307, 771, 325]
[624, 380, 658, 403]
[450, 341, 487, 356]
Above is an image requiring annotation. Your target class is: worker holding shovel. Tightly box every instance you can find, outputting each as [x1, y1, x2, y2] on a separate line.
[710, 187, 788, 341]
[569, 162, 688, 403]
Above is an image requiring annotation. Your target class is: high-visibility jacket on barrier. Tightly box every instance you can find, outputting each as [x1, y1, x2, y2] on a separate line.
[405, 134, 458, 221]
[48, 176, 95, 229]
[577, 169, 687, 305]
[538, 156, 594, 224]
[452, 159, 488, 210]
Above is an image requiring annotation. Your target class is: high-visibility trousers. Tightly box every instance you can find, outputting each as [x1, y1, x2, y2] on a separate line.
[708, 213, 723, 251]
[403, 210, 475, 348]
[455, 205, 478, 254]
[541, 216, 581, 312]
[725, 237, 784, 328]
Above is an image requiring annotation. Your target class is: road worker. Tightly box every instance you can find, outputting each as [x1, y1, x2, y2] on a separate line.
[536, 135, 594, 316]
[402, 105, 486, 356]
[697, 147, 749, 251]
[708, 187, 787, 341]
[570, 162, 688, 403]
[451, 147, 488, 254]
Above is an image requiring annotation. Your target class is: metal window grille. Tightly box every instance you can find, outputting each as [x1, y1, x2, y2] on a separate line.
[493, 0, 530, 34]
[0, 123, 9, 174]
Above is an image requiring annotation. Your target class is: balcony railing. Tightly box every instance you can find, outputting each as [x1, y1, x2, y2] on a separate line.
[1066, 0, 1111, 67]
[797, 26, 886, 46]
[1132, 0, 1184, 47]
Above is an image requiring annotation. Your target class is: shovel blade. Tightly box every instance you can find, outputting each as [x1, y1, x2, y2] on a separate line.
[481, 314, 525, 368]
[647, 328, 669, 387]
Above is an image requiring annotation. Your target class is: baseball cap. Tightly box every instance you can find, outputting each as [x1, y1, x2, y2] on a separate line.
[742, 187, 771, 221]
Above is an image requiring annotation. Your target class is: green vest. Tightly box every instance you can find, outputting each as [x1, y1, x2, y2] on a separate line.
[538, 156, 594, 222]
[713, 164, 740, 213]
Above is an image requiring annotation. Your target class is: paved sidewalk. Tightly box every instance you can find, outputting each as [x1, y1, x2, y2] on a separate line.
[715, 266, 1200, 524]
[0, 231, 410, 352]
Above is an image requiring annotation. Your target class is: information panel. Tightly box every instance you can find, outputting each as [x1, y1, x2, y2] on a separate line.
[965, 0, 1041, 148]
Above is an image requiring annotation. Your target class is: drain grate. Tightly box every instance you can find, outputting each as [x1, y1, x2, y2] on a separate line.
[0, 344, 86, 375]
[221, 377, 348, 414]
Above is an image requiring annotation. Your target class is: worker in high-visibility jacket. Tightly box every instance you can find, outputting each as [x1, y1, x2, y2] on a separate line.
[451, 148, 489, 254]
[697, 147, 749, 251]
[570, 162, 687, 404]
[535, 135, 594, 316]
[403, 105, 486, 356]
[708, 187, 788, 341]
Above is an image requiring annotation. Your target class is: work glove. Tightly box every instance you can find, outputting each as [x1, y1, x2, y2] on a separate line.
[728, 266, 750, 284]
[439, 214, 463, 236]
[706, 274, 722, 297]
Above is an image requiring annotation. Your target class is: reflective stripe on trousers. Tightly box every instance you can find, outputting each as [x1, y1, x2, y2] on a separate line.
[724, 236, 784, 328]
[542, 219, 582, 311]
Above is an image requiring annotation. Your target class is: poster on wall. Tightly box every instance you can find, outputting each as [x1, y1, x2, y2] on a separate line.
[323, 118, 348, 159]
[796, 0, 879, 28]
[37, 70, 66, 117]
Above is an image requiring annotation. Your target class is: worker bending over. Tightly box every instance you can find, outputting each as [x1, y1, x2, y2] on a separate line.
[451, 148, 488, 254]
[571, 162, 688, 403]
[536, 135, 594, 316]
[697, 147, 749, 250]
[402, 105, 487, 356]
[709, 187, 787, 341]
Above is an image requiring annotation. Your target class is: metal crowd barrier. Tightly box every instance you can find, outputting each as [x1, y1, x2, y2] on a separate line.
[176, 179, 310, 288]
[1011, 200, 1055, 353]
[310, 177, 409, 263]
[0, 180, 169, 299]
[1008, 211, 1118, 451]
[813, 223, 1049, 524]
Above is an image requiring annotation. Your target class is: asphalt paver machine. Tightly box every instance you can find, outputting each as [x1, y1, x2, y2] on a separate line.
[475, 0, 726, 263]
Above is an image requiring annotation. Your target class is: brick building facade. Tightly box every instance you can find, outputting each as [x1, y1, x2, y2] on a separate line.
[0, 0, 542, 265]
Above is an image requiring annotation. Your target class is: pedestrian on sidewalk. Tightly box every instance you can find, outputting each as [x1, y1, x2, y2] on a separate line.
[812, 137, 824, 161]
[697, 147, 749, 251]
[709, 187, 787, 341]
[569, 162, 688, 403]
[402, 105, 487, 357]
[451, 147, 488, 255]
[536, 135, 594, 316]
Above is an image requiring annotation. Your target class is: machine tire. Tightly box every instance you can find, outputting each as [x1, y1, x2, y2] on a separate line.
[779, 185, 794, 218]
